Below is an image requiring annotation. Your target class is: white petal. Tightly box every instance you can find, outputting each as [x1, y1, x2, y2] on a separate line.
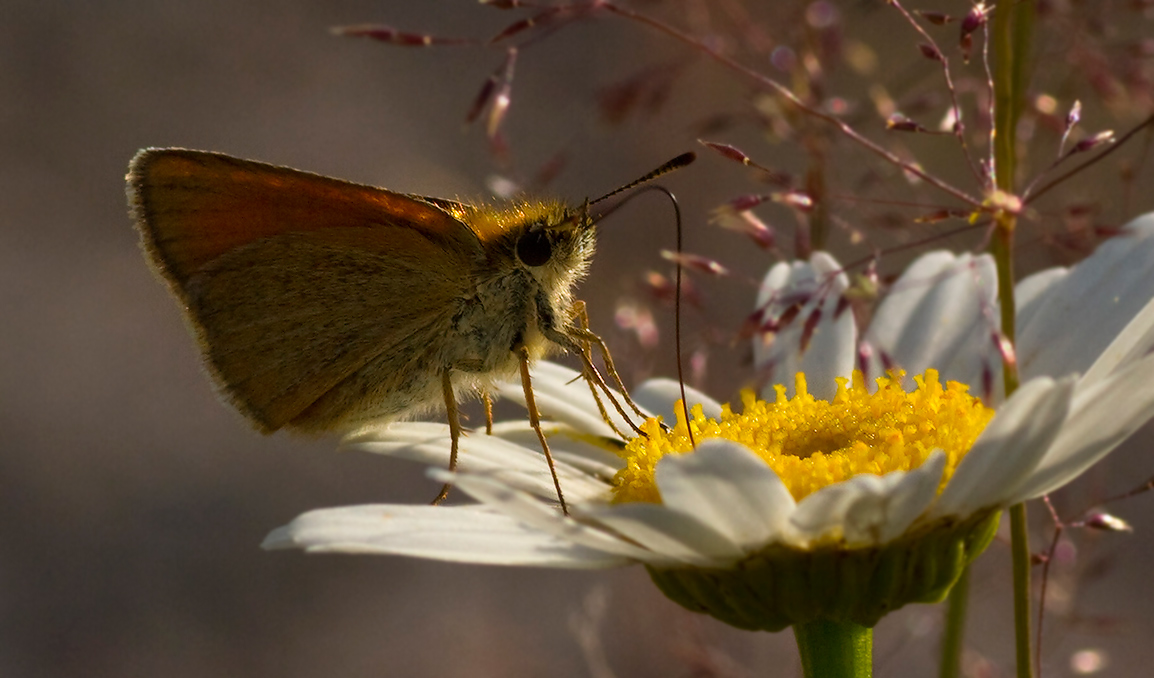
[754, 252, 856, 401]
[347, 422, 610, 502]
[632, 378, 724, 422]
[493, 361, 645, 439]
[1016, 215, 1154, 379]
[652, 439, 797, 550]
[932, 376, 1075, 517]
[790, 453, 945, 547]
[1015, 266, 1067, 312]
[345, 420, 454, 449]
[262, 504, 627, 568]
[480, 421, 623, 479]
[790, 474, 884, 544]
[444, 471, 661, 563]
[1081, 295, 1154, 389]
[872, 452, 948, 541]
[345, 422, 535, 476]
[577, 501, 744, 565]
[864, 251, 999, 392]
[883, 453, 948, 538]
[1007, 352, 1154, 501]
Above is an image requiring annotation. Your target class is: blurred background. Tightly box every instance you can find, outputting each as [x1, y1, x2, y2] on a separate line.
[4, 1, 1154, 676]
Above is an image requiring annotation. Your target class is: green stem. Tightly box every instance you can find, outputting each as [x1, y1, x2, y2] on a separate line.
[991, 3, 1035, 678]
[1009, 503, 1034, 678]
[793, 619, 872, 678]
[993, 2, 1030, 190]
[990, 221, 1019, 381]
[939, 566, 970, 678]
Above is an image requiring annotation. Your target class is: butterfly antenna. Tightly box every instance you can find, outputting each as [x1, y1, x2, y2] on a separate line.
[590, 152, 696, 207]
[594, 181, 697, 447]
[581, 151, 697, 446]
[667, 186, 696, 448]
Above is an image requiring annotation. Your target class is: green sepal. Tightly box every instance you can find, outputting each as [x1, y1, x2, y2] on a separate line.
[646, 510, 1000, 632]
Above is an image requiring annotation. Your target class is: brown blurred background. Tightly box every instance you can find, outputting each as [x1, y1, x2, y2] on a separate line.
[3, 1, 1154, 676]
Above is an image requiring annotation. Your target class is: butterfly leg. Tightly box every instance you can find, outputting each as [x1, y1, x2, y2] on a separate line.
[518, 345, 569, 516]
[570, 308, 651, 424]
[431, 369, 461, 505]
[482, 390, 494, 435]
[570, 302, 632, 440]
[560, 301, 651, 435]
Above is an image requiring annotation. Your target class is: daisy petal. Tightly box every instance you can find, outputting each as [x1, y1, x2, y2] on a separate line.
[578, 501, 745, 565]
[755, 252, 855, 400]
[933, 376, 1075, 517]
[1008, 352, 1154, 501]
[1014, 266, 1067, 313]
[345, 421, 454, 450]
[262, 504, 627, 568]
[790, 453, 945, 547]
[494, 361, 646, 439]
[443, 471, 659, 562]
[348, 422, 610, 502]
[864, 251, 998, 391]
[632, 378, 724, 422]
[874, 452, 947, 542]
[652, 439, 797, 550]
[1016, 216, 1154, 379]
[347, 422, 544, 476]
[790, 474, 886, 544]
[1081, 295, 1154, 388]
[478, 421, 623, 479]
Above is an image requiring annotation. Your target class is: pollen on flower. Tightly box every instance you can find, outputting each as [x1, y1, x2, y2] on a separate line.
[612, 370, 994, 504]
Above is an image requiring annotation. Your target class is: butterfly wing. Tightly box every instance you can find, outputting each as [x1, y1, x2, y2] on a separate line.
[128, 149, 483, 433]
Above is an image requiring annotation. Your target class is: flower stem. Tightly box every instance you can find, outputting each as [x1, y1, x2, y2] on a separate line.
[1009, 502, 1034, 678]
[793, 619, 872, 678]
[939, 566, 969, 678]
[990, 224, 1018, 391]
[992, 1, 1033, 193]
[990, 2, 1036, 678]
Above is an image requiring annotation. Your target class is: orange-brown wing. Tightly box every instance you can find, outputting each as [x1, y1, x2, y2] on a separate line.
[128, 148, 483, 432]
[128, 148, 480, 291]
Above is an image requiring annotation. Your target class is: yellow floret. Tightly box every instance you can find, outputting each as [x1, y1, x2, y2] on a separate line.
[613, 370, 994, 504]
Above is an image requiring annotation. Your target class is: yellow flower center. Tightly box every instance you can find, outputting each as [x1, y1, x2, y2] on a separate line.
[613, 370, 994, 503]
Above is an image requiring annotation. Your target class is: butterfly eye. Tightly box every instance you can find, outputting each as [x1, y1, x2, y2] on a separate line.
[516, 229, 552, 267]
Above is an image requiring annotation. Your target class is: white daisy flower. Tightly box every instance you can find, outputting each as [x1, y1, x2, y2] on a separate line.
[264, 213, 1154, 632]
